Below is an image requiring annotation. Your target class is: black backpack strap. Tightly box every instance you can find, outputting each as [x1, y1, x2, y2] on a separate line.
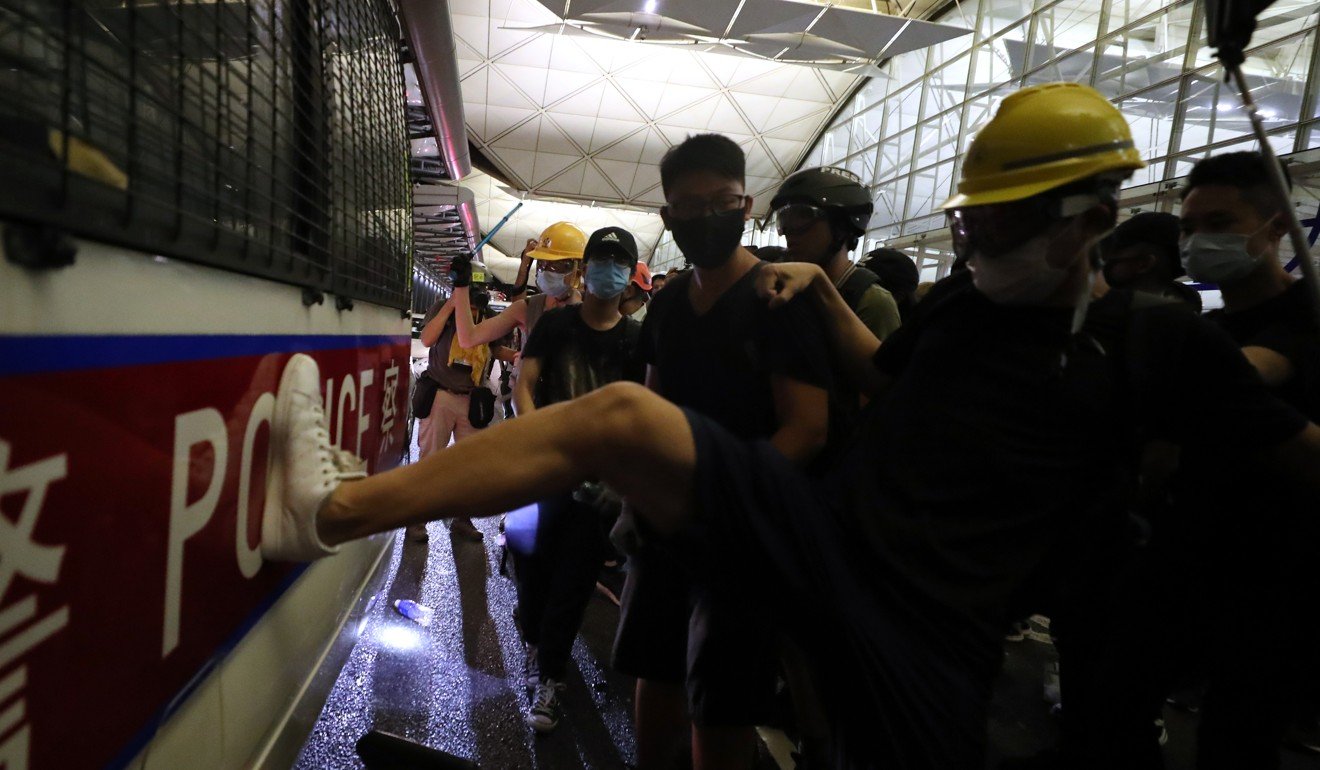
[838, 266, 880, 311]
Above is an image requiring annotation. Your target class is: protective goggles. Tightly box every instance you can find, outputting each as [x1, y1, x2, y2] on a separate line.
[768, 202, 831, 237]
[947, 191, 1100, 260]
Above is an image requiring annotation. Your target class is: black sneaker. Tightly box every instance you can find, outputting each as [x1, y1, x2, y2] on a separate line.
[527, 679, 565, 733]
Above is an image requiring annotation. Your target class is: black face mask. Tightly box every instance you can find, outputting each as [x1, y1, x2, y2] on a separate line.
[669, 210, 745, 269]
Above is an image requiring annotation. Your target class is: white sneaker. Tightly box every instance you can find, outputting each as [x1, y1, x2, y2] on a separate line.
[262, 354, 367, 561]
[526, 678, 565, 733]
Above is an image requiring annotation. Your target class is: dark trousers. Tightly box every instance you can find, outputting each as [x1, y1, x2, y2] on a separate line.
[511, 491, 604, 681]
[1073, 543, 1320, 770]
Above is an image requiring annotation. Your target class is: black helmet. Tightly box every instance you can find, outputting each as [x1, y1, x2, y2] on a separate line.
[770, 166, 872, 237]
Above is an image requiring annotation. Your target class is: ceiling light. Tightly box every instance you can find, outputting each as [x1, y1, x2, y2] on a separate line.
[643, 0, 656, 12]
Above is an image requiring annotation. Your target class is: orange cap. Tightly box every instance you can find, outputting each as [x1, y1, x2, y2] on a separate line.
[631, 262, 653, 291]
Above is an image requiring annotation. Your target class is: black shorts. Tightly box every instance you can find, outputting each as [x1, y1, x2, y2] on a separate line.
[668, 409, 1003, 769]
[611, 522, 780, 726]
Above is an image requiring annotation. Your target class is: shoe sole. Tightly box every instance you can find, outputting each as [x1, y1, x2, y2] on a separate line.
[527, 716, 559, 733]
[260, 354, 306, 558]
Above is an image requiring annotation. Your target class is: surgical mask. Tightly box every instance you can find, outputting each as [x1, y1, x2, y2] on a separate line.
[536, 270, 572, 299]
[585, 260, 631, 299]
[968, 232, 1070, 306]
[1180, 222, 1272, 284]
[669, 211, 745, 269]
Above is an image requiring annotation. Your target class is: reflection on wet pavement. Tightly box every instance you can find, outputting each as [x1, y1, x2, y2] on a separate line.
[294, 422, 638, 770]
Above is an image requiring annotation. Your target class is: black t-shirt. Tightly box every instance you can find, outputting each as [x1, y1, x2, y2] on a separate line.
[638, 262, 831, 441]
[1172, 279, 1320, 565]
[522, 306, 643, 407]
[1204, 278, 1320, 421]
[832, 271, 1307, 632]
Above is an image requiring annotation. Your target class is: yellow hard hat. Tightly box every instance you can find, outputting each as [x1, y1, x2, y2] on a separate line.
[941, 82, 1145, 210]
[527, 222, 587, 261]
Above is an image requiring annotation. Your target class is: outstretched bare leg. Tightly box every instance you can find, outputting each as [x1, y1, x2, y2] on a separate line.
[262, 354, 695, 560]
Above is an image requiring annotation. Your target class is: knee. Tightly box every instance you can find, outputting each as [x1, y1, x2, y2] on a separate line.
[582, 381, 660, 438]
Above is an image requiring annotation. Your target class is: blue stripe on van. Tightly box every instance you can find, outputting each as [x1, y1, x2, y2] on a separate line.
[0, 334, 409, 376]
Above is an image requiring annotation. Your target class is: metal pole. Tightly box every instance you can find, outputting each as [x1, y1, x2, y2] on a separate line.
[471, 201, 524, 255]
[1224, 63, 1320, 328]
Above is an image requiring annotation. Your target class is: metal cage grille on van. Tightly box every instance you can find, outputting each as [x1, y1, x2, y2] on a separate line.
[0, 0, 412, 310]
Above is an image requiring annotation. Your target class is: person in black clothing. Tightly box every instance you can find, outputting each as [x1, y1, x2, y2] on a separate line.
[509, 227, 645, 734]
[1099, 211, 1202, 312]
[862, 247, 921, 320]
[1071, 152, 1320, 770]
[261, 83, 1320, 769]
[613, 133, 832, 770]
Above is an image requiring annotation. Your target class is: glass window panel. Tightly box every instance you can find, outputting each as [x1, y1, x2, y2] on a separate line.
[877, 128, 917, 180]
[844, 150, 875, 182]
[924, 54, 973, 117]
[905, 160, 957, 222]
[904, 213, 947, 236]
[820, 122, 850, 166]
[1103, 0, 1194, 37]
[871, 175, 909, 231]
[1114, 85, 1180, 167]
[1175, 66, 1304, 155]
[849, 103, 885, 156]
[979, 0, 1034, 40]
[1024, 47, 1096, 88]
[884, 84, 924, 135]
[970, 21, 1030, 93]
[913, 112, 961, 169]
[1028, 0, 1102, 67]
[888, 49, 929, 92]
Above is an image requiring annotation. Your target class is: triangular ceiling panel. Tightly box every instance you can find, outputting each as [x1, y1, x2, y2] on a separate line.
[588, 117, 650, 154]
[612, 77, 668, 114]
[539, 160, 588, 195]
[595, 129, 654, 163]
[706, 97, 754, 134]
[661, 96, 722, 131]
[533, 152, 583, 187]
[484, 105, 540, 139]
[594, 158, 640, 195]
[452, 0, 966, 231]
[654, 84, 718, 120]
[496, 147, 540, 186]
[541, 69, 602, 105]
[534, 116, 587, 156]
[728, 91, 783, 128]
[492, 62, 553, 104]
[496, 31, 558, 67]
[628, 164, 663, 199]
[582, 161, 627, 199]
[553, 81, 609, 117]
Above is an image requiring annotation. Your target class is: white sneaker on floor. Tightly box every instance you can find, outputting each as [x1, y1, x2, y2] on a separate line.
[527, 678, 565, 733]
[261, 354, 367, 561]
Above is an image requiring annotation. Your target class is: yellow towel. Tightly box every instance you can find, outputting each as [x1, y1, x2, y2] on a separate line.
[448, 335, 490, 387]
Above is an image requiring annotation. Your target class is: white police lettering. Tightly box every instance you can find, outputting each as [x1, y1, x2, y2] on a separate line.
[356, 368, 375, 457]
[379, 362, 399, 446]
[0, 438, 72, 768]
[166, 408, 227, 655]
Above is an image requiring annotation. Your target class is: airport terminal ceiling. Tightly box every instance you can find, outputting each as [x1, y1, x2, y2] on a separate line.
[421, 0, 1320, 283]
[427, 0, 969, 271]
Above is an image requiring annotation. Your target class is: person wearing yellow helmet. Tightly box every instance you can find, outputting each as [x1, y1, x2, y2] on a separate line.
[451, 221, 586, 353]
[259, 82, 1320, 769]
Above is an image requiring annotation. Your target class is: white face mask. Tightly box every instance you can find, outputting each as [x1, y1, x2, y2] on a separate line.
[1180, 220, 1273, 285]
[536, 270, 572, 299]
[967, 232, 1070, 306]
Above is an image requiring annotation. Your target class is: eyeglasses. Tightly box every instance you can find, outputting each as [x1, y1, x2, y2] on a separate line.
[665, 193, 747, 221]
[947, 191, 1099, 260]
[538, 260, 577, 274]
[769, 203, 830, 237]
